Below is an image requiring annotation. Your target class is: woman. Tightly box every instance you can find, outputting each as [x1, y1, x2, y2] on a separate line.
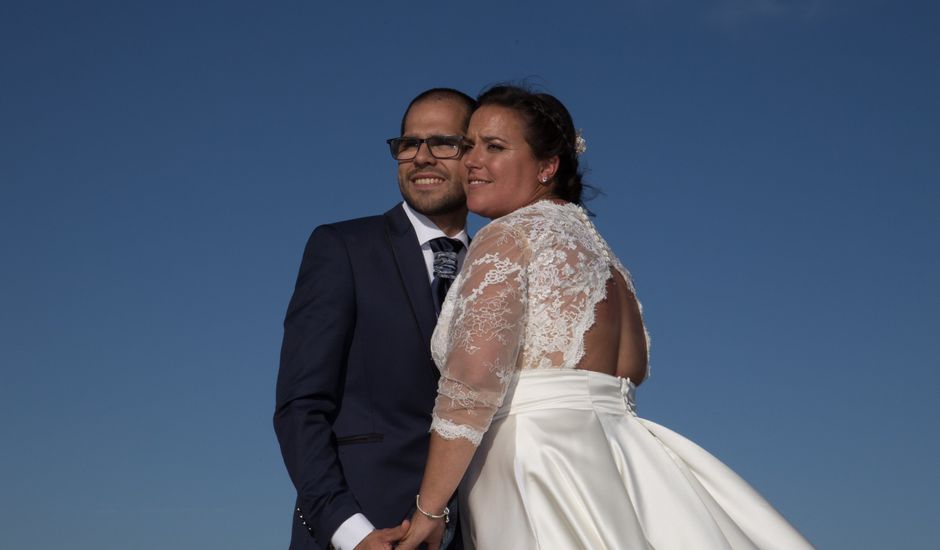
[398, 86, 812, 549]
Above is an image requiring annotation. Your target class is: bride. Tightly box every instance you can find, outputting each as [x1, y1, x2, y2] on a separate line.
[397, 85, 812, 550]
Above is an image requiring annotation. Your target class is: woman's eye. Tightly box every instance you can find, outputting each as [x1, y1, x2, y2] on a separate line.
[487, 143, 504, 152]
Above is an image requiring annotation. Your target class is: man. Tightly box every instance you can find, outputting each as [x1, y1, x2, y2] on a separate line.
[275, 88, 475, 550]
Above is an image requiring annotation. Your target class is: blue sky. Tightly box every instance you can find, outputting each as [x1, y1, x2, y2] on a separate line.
[1, 1, 937, 548]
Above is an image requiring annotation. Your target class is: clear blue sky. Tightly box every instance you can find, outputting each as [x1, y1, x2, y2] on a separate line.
[1, 1, 937, 548]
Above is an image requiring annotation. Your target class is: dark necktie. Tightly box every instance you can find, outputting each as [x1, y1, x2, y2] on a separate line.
[429, 237, 464, 315]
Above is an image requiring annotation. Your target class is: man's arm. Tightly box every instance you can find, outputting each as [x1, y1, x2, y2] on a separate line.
[274, 224, 364, 548]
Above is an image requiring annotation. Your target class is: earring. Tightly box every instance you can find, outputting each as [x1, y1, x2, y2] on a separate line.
[539, 176, 549, 184]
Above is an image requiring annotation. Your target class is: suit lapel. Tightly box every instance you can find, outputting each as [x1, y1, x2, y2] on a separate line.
[384, 204, 437, 350]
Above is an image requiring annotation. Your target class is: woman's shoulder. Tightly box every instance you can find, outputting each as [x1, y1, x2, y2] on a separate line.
[472, 201, 589, 256]
[468, 211, 542, 264]
[491, 200, 577, 231]
[475, 208, 531, 239]
[472, 219, 526, 254]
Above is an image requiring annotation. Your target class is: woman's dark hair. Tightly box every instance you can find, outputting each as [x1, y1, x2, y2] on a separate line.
[476, 85, 587, 204]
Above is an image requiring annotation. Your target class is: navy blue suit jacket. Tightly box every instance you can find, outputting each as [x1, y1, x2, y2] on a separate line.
[275, 204, 443, 549]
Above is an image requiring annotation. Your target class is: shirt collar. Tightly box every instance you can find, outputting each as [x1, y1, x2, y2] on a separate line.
[401, 201, 469, 248]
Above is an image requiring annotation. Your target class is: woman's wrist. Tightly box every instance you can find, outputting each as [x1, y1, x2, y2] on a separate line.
[415, 494, 450, 523]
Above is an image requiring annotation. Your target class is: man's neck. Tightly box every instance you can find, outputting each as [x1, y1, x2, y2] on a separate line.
[426, 209, 468, 238]
[402, 201, 468, 239]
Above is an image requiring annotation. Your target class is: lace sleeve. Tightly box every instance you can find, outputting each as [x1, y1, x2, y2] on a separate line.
[430, 221, 529, 446]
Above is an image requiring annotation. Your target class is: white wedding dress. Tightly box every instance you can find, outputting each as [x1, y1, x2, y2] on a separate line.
[429, 201, 812, 549]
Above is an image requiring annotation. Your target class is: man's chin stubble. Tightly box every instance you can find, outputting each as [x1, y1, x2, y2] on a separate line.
[404, 193, 467, 218]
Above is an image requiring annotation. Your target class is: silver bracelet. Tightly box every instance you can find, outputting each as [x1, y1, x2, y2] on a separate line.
[415, 494, 450, 524]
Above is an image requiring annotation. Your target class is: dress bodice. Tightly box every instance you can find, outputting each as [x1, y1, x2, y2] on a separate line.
[429, 201, 649, 445]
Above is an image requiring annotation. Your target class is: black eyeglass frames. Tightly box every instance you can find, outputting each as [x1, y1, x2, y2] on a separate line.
[386, 135, 465, 160]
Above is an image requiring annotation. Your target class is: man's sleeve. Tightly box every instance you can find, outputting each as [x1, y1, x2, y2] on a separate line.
[274, 224, 364, 548]
[331, 513, 375, 550]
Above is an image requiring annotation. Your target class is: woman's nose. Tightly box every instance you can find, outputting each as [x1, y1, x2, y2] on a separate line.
[464, 147, 481, 169]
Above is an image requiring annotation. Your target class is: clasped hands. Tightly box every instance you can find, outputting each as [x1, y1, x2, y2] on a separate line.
[353, 512, 446, 550]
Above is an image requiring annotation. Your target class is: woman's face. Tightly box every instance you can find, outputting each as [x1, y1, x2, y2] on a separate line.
[462, 105, 555, 219]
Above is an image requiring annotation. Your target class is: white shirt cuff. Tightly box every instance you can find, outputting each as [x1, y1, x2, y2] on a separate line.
[330, 513, 375, 550]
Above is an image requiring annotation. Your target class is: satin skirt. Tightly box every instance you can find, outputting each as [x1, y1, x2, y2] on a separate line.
[459, 369, 813, 549]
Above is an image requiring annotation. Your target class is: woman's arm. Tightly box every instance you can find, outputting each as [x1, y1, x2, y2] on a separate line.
[398, 221, 530, 549]
[397, 434, 477, 549]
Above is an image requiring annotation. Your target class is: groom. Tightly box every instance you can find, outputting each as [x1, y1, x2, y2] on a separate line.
[274, 88, 474, 550]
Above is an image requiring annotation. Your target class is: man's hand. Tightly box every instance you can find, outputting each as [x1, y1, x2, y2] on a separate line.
[352, 519, 410, 550]
[396, 513, 446, 550]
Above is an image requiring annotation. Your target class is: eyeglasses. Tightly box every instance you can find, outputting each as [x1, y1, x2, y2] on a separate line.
[386, 135, 465, 160]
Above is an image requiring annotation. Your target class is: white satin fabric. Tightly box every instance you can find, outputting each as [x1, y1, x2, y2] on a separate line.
[459, 369, 813, 549]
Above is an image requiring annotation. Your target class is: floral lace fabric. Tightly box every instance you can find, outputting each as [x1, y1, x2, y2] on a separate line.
[430, 201, 648, 445]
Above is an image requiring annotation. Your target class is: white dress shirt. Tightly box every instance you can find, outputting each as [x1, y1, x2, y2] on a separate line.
[330, 201, 468, 550]
[401, 200, 470, 282]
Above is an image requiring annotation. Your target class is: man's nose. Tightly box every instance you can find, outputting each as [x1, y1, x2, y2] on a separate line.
[413, 141, 437, 165]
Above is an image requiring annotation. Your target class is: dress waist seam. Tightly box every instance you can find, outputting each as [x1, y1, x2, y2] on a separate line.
[493, 369, 637, 420]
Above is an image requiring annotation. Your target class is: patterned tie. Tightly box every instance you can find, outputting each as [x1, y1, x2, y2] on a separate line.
[429, 237, 464, 315]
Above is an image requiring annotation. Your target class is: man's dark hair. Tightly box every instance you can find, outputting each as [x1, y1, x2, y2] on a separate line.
[400, 88, 477, 135]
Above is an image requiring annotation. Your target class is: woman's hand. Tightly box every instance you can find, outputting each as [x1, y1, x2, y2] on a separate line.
[395, 512, 446, 550]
